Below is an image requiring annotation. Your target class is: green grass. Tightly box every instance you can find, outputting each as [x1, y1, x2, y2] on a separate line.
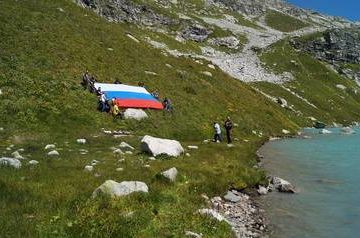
[258, 39, 360, 125]
[2, 0, 360, 237]
[0, 0, 300, 237]
[265, 10, 310, 32]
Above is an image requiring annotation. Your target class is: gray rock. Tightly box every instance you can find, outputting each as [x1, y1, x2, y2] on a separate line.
[92, 180, 149, 198]
[116, 167, 124, 172]
[187, 145, 199, 150]
[185, 231, 203, 238]
[84, 165, 94, 172]
[77, 138, 86, 144]
[198, 208, 227, 222]
[0, 157, 21, 169]
[224, 191, 241, 202]
[271, 177, 296, 193]
[180, 25, 212, 42]
[161, 167, 178, 182]
[113, 149, 124, 154]
[341, 127, 355, 134]
[119, 142, 134, 150]
[44, 144, 56, 150]
[257, 186, 268, 195]
[28, 160, 39, 166]
[47, 150, 60, 156]
[124, 109, 148, 120]
[11, 151, 24, 160]
[141, 135, 184, 157]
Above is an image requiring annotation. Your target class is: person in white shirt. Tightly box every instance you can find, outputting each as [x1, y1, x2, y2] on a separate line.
[213, 122, 222, 142]
[99, 92, 107, 112]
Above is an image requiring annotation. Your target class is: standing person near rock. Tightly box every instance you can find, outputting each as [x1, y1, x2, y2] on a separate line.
[99, 92, 107, 112]
[224, 116, 233, 144]
[213, 122, 222, 143]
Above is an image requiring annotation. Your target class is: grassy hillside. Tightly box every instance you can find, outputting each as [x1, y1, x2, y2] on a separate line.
[0, 0, 301, 237]
[265, 10, 310, 32]
[257, 39, 360, 125]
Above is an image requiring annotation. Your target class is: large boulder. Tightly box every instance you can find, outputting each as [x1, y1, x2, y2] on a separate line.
[92, 180, 148, 198]
[141, 135, 184, 157]
[180, 25, 212, 42]
[124, 109, 148, 120]
[271, 177, 296, 193]
[0, 157, 21, 169]
[11, 151, 24, 160]
[341, 127, 355, 134]
[160, 167, 178, 182]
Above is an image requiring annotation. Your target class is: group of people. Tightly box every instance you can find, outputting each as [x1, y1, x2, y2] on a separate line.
[213, 117, 233, 144]
[81, 71, 173, 118]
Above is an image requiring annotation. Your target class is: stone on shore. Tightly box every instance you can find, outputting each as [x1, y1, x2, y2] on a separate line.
[141, 135, 184, 157]
[341, 127, 355, 134]
[224, 190, 241, 203]
[124, 109, 148, 120]
[0, 157, 21, 169]
[257, 186, 268, 195]
[319, 129, 332, 134]
[271, 177, 296, 193]
[160, 167, 178, 182]
[48, 150, 60, 156]
[92, 180, 148, 198]
[198, 208, 226, 222]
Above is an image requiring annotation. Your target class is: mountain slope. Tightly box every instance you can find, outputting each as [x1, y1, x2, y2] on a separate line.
[1, 0, 360, 237]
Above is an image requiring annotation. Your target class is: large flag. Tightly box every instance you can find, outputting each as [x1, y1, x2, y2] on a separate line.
[94, 83, 163, 110]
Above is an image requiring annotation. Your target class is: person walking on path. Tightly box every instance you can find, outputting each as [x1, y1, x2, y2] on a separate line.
[224, 116, 233, 144]
[213, 122, 222, 143]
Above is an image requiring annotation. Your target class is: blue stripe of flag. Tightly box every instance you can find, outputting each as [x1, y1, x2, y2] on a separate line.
[104, 91, 158, 101]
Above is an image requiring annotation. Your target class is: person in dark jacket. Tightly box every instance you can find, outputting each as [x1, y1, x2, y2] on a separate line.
[224, 116, 233, 144]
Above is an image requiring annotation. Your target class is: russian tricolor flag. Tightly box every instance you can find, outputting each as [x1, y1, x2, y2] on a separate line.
[94, 83, 164, 110]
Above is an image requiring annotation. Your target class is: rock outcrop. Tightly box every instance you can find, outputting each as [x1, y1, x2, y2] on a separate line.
[141, 135, 184, 157]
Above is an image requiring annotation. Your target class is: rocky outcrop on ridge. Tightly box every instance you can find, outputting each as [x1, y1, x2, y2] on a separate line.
[292, 27, 360, 83]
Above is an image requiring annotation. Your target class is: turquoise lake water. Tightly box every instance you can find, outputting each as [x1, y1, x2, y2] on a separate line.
[260, 128, 360, 238]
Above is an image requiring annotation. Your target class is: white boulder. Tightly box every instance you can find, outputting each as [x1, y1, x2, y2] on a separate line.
[113, 149, 124, 154]
[198, 209, 227, 222]
[77, 139, 86, 144]
[48, 150, 60, 156]
[336, 84, 346, 90]
[223, 191, 241, 202]
[45, 144, 56, 150]
[11, 151, 24, 160]
[28, 160, 39, 166]
[0, 157, 21, 169]
[124, 109, 148, 120]
[257, 186, 268, 195]
[187, 145, 198, 150]
[84, 165, 94, 172]
[319, 129, 332, 134]
[282, 129, 290, 134]
[341, 127, 355, 134]
[141, 135, 184, 157]
[160, 167, 178, 182]
[271, 177, 296, 193]
[92, 180, 149, 198]
[119, 142, 134, 150]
